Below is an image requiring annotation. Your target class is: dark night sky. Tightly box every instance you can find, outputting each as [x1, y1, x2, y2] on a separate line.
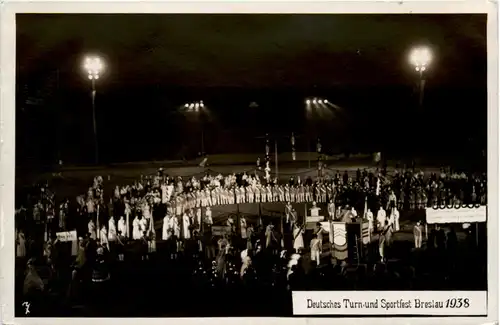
[15, 14, 487, 166]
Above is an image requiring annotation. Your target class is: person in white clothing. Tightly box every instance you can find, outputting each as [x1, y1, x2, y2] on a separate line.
[376, 206, 386, 231]
[388, 208, 395, 226]
[124, 203, 132, 238]
[182, 213, 191, 240]
[264, 163, 271, 183]
[161, 184, 168, 204]
[162, 215, 170, 240]
[287, 253, 301, 280]
[327, 201, 336, 220]
[392, 208, 400, 231]
[132, 216, 141, 240]
[139, 216, 148, 235]
[114, 186, 121, 200]
[100, 226, 110, 251]
[204, 207, 213, 227]
[108, 217, 117, 242]
[118, 216, 127, 238]
[227, 216, 235, 234]
[176, 198, 183, 216]
[196, 208, 202, 231]
[173, 216, 181, 238]
[292, 223, 304, 253]
[88, 219, 97, 240]
[285, 202, 293, 222]
[310, 234, 321, 266]
[143, 203, 152, 220]
[350, 207, 358, 220]
[16, 230, 26, 258]
[365, 209, 374, 233]
[413, 221, 423, 248]
[240, 217, 247, 239]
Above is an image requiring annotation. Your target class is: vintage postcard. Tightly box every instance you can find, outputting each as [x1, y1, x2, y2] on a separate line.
[0, 1, 498, 325]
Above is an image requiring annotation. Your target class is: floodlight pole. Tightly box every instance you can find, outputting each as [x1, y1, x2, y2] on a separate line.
[91, 78, 99, 164]
[418, 70, 426, 108]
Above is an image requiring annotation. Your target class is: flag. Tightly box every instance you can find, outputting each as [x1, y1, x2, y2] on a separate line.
[96, 204, 100, 240]
[363, 196, 368, 218]
[332, 222, 348, 261]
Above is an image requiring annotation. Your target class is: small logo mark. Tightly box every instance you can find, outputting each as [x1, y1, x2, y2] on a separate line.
[22, 302, 30, 315]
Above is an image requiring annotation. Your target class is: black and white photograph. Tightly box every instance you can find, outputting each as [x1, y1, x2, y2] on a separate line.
[2, 5, 497, 321]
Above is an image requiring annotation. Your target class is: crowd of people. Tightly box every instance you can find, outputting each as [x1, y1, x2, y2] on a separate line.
[15, 164, 487, 315]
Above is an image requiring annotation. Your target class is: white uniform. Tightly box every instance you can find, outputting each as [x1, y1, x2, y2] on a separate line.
[393, 209, 400, 231]
[293, 226, 304, 252]
[166, 184, 174, 202]
[132, 217, 141, 240]
[88, 221, 96, 240]
[227, 217, 234, 233]
[143, 204, 152, 220]
[366, 210, 374, 232]
[196, 208, 202, 230]
[328, 202, 335, 219]
[87, 200, 95, 214]
[118, 217, 127, 237]
[114, 187, 121, 199]
[240, 217, 247, 239]
[108, 217, 117, 242]
[182, 214, 191, 239]
[162, 216, 170, 240]
[376, 208, 386, 230]
[173, 217, 181, 238]
[285, 203, 293, 223]
[205, 208, 213, 226]
[175, 197, 183, 215]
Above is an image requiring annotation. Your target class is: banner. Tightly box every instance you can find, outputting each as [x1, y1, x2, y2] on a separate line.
[306, 216, 324, 223]
[361, 222, 370, 245]
[426, 206, 486, 224]
[331, 222, 348, 260]
[211, 226, 231, 236]
[292, 291, 487, 316]
[56, 230, 77, 242]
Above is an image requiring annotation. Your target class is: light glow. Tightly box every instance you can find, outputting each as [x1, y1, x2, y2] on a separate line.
[409, 46, 432, 72]
[84, 56, 104, 79]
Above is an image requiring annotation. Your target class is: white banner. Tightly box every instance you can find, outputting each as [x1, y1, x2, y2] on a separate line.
[306, 216, 324, 223]
[426, 206, 487, 224]
[55, 230, 77, 242]
[292, 291, 487, 316]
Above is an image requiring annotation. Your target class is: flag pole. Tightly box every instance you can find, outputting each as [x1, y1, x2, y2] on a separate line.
[364, 195, 368, 218]
[97, 204, 100, 240]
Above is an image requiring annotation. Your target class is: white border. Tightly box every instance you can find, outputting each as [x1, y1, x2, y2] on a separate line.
[0, 2, 498, 325]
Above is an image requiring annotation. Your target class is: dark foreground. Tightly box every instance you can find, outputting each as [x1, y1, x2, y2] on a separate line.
[16, 230, 486, 318]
